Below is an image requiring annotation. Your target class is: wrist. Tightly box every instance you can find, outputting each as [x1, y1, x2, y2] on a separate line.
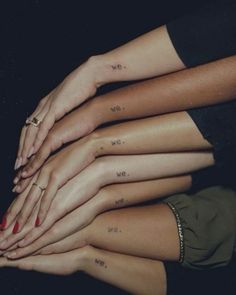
[80, 245, 101, 274]
[86, 55, 110, 88]
[92, 187, 115, 214]
[91, 157, 111, 187]
[86, 130, 107, 158]
[74, 245, 94, 272]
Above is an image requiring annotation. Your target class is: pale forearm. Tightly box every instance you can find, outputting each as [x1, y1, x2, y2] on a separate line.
[92, 25, 184, 87]
[83, 246, 167, 295]
[95, 153, 214, 189]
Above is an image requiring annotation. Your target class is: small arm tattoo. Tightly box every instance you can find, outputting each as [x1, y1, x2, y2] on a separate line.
[110, 105, 125, 112]
[116, 171, 130, 177]
[94, 258, 107, 268]
[115, 198, 125, 206]
[111, 139, 125, 146]
[111, 64, 127, 70]
[107, 226, 122, 233]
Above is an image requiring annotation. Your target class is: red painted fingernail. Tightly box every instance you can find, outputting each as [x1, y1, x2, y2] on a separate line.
[1, 213, 8, 230]
[12, 221, 19, 234]
[35, 217, 40, 227]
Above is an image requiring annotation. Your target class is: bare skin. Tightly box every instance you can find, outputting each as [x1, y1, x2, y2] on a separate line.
[5, 151, 213, 235]
[0, 246, 167, 295]
[0, 201, 178, 295]
[9, 111, 211, 230]
[18, 54, 236, 178]
[0, 175, 191, 257]
[15, 25, 184, 167]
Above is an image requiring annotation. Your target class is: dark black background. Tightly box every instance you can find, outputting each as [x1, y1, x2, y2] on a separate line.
[0, 0, 235, 294]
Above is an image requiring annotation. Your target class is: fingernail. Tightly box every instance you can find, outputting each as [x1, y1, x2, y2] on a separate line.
[6, 251, 16, 259]
[28, 147, 34, 158]
[17, 157, 22, 169]
[35, 217, 40, 227]
[12, 186, 17, 193]
[1, 214, 8, 230]
[12, 221, 19, 234]
[15, 185, 21, 193]
[18, 239, 25, 247]
[13, 177, 19, 184]
[14, 158, 19, 170]
[21, 171, 27, 177]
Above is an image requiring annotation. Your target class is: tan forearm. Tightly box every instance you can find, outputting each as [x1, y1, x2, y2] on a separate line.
[90, 55, 236, 126]
[86, 111, 211, 159]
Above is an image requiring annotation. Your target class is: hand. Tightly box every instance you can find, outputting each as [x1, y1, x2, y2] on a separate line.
[12, 136, 97, 231]
[2, 159, 105, 251]
[16, 101, 100, 179]
[0, 174, 41, 251]
[14, 56, 102, 170]
[2, 183, 109, 259]
[0, 247, 90, 275]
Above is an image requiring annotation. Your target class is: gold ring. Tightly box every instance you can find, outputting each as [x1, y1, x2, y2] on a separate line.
[25, 117, 41, 127]
[32, 182, 46, 192]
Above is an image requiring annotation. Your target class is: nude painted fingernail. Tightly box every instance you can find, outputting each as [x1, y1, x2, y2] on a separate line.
[18, 239, 25, 247]
[14, 158, 19, 170]
[16, 157, 22, 170]
[6, 251, 16, 259]
[28, 147, 34, 158]
[12, 221, 19, 234]
[13, 176, 19, 184]
[21, 171, 27, 177]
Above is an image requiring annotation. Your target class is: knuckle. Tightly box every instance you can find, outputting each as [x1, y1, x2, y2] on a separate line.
[38, 98, 46, 107]
[48, 227, 59, 236]
[50, 171, 60, 182]
[34, 152, 45, 164]
[8, 208, 18, 220]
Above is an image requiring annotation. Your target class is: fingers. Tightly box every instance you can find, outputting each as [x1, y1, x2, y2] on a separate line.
[5, 217, 59, 259]
[21, 125, 39, 166]
[32, 110, 56, 155]
[36, 177, 59, 226]
[13, 175, 33, 194]
[21, 132, 62, 179]
[14, 126, 27, 170]
[15, 97, 50, 169]
[0, 255, 56, 274]
[13, 183, 45, 233]
[0, 250, 81, 275]
[37, 231, 84, 255]
[1, 192, 29, 231]
[0, 201, 39, 251]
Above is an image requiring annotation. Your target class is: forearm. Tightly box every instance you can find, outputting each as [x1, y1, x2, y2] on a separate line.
[83, 246, 167, 295]
[95, 153, 214, 188]
[84, 202, 179, 261]
[86, 112, 211, 159]
[89, 55, 236, 127]
[92, 25, 184, 87]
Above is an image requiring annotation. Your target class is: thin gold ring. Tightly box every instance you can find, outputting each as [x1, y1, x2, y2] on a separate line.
[32, 182, 46, 192]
